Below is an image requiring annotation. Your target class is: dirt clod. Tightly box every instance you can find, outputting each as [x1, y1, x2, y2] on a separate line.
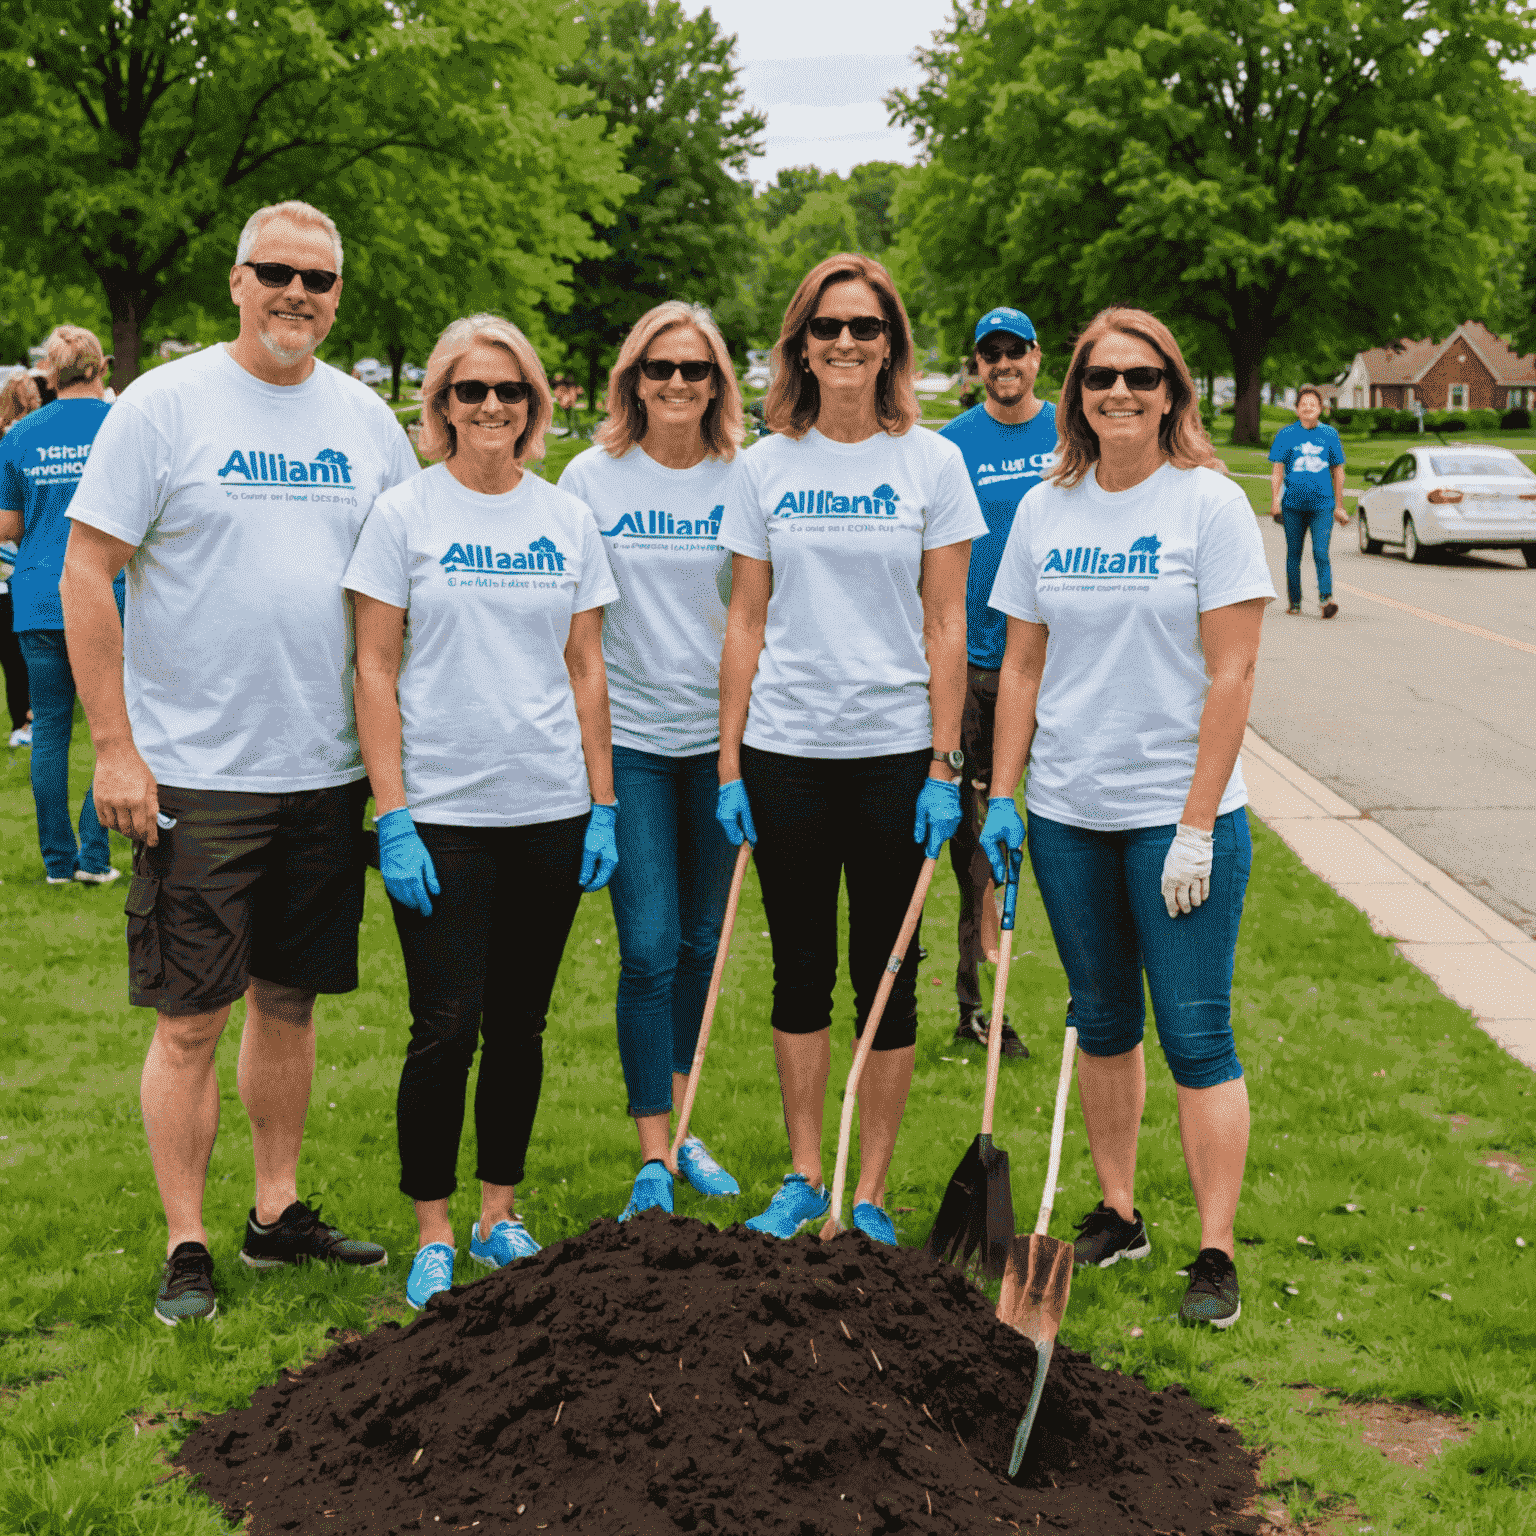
[178, 1214, 1261, 1533]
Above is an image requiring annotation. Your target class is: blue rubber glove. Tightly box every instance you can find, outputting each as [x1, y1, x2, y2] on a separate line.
[715, 779, 757, 847]
[580, 802, 619, 891]
[979, 796, 1026, 885]
[376, 807, 440, 916]
[913, 776, 962, 858]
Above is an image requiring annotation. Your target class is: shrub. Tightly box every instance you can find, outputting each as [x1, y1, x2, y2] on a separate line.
[1330, 408, 1355, 428]
[1501, 407, 1531, 430]
[1467, 408, 1501, 432]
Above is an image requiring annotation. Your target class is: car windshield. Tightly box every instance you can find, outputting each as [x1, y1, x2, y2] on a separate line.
[1427, 453, 1535, 479]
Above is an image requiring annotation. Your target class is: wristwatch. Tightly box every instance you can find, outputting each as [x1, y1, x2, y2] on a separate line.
[932, 748, 965, 775]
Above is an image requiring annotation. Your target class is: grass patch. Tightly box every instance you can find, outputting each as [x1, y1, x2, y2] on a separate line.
[1, 718, 1533, 1529]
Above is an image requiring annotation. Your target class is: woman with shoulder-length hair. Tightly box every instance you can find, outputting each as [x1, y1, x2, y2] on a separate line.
[557, 301, 746, 1222]
[344, 312, 621, 1310]
[980, 306, 1275, 1328]
[714, 254, 986, 1244]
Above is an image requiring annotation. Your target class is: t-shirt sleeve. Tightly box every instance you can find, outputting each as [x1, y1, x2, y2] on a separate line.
[66, 400, 166, 548]
[986, 489, 1042, 624]
[572, 503, 620, 614]
[923, 437, 989, 549]
[1195, 480, 1278, 612]
[341, 494, 411, 608]
[0, 436, 22, 513]
[1327, 429, 1346, 466]
[1266, 429, 1288, 465]
[716, 455, 770, 561]
[383, 420, 419, 491]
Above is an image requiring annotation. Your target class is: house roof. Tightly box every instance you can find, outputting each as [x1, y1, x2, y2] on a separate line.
[1358, 322, 1536, 387]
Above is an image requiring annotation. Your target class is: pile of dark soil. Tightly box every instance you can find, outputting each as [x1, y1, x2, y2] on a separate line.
[178, 1215, 1261, 1534]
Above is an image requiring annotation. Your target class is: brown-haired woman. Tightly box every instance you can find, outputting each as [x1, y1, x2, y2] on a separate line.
[980, 306, 1275, 1327]
[557, 301, 747, 1222]
[715, 254, 986, 1243]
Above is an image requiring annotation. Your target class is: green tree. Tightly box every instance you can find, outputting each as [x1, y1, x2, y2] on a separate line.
[0, 0, 630, 387]
[893, 0, 1534, 442]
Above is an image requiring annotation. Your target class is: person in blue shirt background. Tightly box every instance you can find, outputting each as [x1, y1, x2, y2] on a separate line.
[938, 307, 1058, 1058]
[1268, 386, 1348, 618]
[0, 325, 125, 883]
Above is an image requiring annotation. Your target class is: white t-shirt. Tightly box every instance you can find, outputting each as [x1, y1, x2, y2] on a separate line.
[557, 444, 731, 756]
[68, 345, 418, 792]
[717, 427, 986, 759]
[988, 462, 1276, 830]
[342, 463, 618, 827]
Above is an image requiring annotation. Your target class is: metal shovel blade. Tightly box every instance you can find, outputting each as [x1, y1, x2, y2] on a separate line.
[996, 1233, 1074, 1476]
[926, 1135, 1013, 1279]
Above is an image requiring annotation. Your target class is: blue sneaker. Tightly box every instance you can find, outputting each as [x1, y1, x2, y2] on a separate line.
[744, 1173, 830, 1239]
[405, 1242, 455, 1310]
[469, 1218, 541, 1269]
[852, 1202, 897, 1246]
[676, 1135, 740, 1198]
[619, 1160, 674, 1222]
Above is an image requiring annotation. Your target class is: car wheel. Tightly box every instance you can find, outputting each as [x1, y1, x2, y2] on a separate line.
[1523, 544, 1536, 569]
[1403, 515, 1430, 563]
[1358, 510, 1382, 555]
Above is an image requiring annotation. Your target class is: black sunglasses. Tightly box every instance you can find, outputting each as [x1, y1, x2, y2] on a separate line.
[241, 261, 339, 295]
[977, 338, 1034, 364]
[450, 379, 532, 405]
[1081, 365, 1166, 393]
[807, 315, 888, 342]
[640, 359, 714, 383]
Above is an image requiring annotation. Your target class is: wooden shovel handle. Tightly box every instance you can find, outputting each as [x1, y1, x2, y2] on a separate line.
[670, 842, 753, 1160]
[824, 855, 937, 1233]
[979, 847, 1022, 1139]
[1034, 1025, 1078, 1237]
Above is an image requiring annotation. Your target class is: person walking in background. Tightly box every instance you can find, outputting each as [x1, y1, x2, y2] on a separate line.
[0, 326, 123, 883]
[559, 302, 744, 1223]
[716, 253, 984, 1246]
[348, 314, 620, 1311]
[0, 539, 30, 748]
[63, 200, 414, 1326]
[1, 370, 42, 433]
[938, 307, 1058, 1061]
[981, 307, 1275, 1329]
[1269, 386, 1347, 617]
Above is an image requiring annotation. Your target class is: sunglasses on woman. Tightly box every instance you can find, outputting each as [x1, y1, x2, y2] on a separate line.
[639, 359, 714, 382]
[807, 315, 888, 342]
[450, 379, 532, 405]
[1081, 365, 1166, 392]
[977, 338, 1034, 364]
[240, 261, 340, 295]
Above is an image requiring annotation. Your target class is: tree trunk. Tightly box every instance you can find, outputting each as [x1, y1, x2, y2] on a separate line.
[386, 343, 406, 403]
[1230, 336, 1264, 445]
[106, 284, 144, 390]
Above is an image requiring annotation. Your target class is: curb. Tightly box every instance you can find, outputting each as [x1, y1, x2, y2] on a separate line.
[1242, 727, 1536, 1071]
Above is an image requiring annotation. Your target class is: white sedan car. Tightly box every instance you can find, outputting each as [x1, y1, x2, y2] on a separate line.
[1356, 443, 1536, 565]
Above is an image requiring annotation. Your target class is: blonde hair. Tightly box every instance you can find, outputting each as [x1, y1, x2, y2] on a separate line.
[236, 201, 344, 272]
[418, 314, 552, 465]
[1052, 307, 1222, 489]
[594, 302, 743, 461]
[765, 253, 920, 440]
[0, 372, 40, 430]
[43, 325, 106, 388]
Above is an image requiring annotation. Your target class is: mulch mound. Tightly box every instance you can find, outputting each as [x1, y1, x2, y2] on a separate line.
[177, 1214, 1262, 1534]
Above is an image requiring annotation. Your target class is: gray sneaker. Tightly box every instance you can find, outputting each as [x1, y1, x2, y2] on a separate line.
[1178, 1247, 1241, 1328]
[154, 1242, 217, 1326]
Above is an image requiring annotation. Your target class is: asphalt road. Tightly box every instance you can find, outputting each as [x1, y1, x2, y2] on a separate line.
[1248, 518, 1536, 935]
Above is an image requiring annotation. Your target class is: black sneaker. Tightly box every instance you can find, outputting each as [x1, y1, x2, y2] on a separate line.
[1072, 1201, 1152, 1268]
[154, 1241, 217, 1326]
[954, 1007, 1029, 1059]
[240, 1201, 388, 1270]
[1178, 1247, 1241, 1328]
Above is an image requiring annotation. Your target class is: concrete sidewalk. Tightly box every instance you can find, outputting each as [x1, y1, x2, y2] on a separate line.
[1243, 727, 1536, 1070]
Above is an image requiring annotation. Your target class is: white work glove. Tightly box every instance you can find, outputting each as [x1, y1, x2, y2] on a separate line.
[1161, 823, 1213, 918]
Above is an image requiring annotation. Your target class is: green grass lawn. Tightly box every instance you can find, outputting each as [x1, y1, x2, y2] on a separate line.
[2, 720, 1533, 1530]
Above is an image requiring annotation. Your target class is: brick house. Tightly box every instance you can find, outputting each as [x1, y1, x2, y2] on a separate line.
[1336, 321, 1536, 411]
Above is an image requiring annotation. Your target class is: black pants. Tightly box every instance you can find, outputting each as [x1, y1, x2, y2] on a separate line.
[391, 816, 586, 1202]
[949, 665, 1000, 1016]
[0, 591, 27, 732]
[740, 744, 929, 1052]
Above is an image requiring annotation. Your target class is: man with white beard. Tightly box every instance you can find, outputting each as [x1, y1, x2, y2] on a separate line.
[61, 200, 418, 1326]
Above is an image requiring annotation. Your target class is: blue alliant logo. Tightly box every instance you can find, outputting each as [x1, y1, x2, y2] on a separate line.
[1043, 533, 1161, 577]
[218, 447, 351, 485]
[771, 483, 901, 518]
[440, 536, 566, 574]
[604, 504, 722, 540]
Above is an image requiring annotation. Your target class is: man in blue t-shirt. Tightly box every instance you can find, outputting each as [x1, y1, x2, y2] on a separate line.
[1268, 386, 1348, 617]
[939, 307, 1058, 1058]
[0, 325, 124, 883]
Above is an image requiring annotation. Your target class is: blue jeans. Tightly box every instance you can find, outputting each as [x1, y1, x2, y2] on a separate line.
[608, 745, 736, 1117]
[17, 630, 110, 879]
[1282, 504, 1335, 607]
[1026, 808, 1251, 1089]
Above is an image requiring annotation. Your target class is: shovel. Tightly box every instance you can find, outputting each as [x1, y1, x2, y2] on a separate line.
[670, 841, 753, 1159]
[996, 1022, 1078, 1477]
[925, 845, 1021, 1279]
[821, 856, 938, 1240]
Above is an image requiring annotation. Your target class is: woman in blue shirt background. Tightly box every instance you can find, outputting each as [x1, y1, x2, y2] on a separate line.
[1268, 386, 1348, 618]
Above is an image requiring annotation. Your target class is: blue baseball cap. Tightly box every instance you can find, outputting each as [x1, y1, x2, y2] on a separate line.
[974, 307, 1037, 345]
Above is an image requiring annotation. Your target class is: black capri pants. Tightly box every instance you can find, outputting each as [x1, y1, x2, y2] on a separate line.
[740, 744, 929, 1051]
[390, 815, 586, 1202]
